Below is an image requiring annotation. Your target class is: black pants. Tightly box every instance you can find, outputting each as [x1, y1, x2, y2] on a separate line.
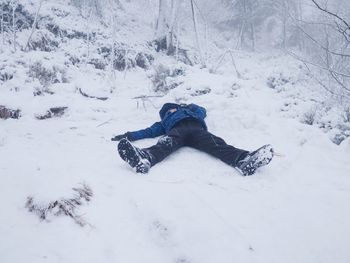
[144, 119, 248, 168]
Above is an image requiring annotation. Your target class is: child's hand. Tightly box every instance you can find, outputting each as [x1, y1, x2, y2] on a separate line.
[111, 132, 133, 141]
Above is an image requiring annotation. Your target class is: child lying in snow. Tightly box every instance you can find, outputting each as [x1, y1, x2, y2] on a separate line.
[112, 103, 274, 176]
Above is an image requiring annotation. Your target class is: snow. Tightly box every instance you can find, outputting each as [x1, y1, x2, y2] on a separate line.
[1, 1, 350, 263]
[1, 59, 350, 262]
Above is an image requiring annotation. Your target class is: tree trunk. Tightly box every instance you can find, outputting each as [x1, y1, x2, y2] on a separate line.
[12, 2, 17, 52]
[282, 1, 287, 50]
[248, 2, 255, 51]
[241, 0, 247, 49]
[1, 5, 4, 50]
[25, 0, 44, 51]
[190, 0, 205, 67]
[166, 0, 180, 53]
[155, 0, 168, 40]
[297, 0, 304, 51]
[250, 22, 255, 50]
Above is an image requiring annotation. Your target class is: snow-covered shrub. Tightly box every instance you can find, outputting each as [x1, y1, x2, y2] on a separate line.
[342, 106, 350, 123]
[36, 107, 68, 120]
[50, 7, 70, 18]
[0, 68, 14, 82]
[67, 54, 81, 66]
[152, 37, 168, 53]
[332, 134, 347, 145]
[97, 46, 154, 71]
[301, 107, 317, 125]
[45, 20, 95, 40]
[113, 48, 131, 70]
[190, 87, 211, 96]
[267, 72, 293, 90]
[28, 62, 68, 87]
[26, 29, 59, 51]
[151, 37, 193, 65]
[0, 2, 34, 32]
[135, 52, 154, 69]
[25, 183, 93, 227]
[0, 105, 21, 119]
[33, 87, 54, 96]
[150, 64, 185, 94]
[333, 121, 350, 145]
[87, 58, 107, 70]
[45, 22, 65, 38]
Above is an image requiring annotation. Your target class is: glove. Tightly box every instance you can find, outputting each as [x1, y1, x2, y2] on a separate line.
[111, 132, 133, 141]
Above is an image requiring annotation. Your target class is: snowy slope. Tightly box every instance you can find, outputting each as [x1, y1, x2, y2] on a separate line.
[1, 53, 350, 263]
[1, 1, 350, 263]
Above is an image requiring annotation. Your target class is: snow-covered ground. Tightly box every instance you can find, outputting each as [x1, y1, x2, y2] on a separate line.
[1, 54, 350, 263]
[1, 1, 350, 262]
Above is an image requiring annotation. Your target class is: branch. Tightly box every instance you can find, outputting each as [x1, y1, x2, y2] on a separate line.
[285, 3, 350, 58]
[286, 50, 350, 78]
[311, 0, 350, 30]
[295, 23, 350, 58]
[79, 88, 108, 101]
[212, 49, 242, 79]
[132, 95, 163, 99]
[286, 50, 350, 94]
[302, 59, 350, 100]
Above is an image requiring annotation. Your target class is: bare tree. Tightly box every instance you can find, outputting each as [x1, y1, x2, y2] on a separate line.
[1, 3, 4, 51]
[155, 0, 168, 40]
[155, 0, 182, 55]
[293, 0, 350, 98]
[166, 0, 180, 52]
[190, 0, 205, 66]
[25, 0, 44, 51]
[10, 0, 18, 52]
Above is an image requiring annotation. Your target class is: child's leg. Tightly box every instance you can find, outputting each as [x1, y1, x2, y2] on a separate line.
[188, 130, 248, 167]
[144, 132, 185, 166]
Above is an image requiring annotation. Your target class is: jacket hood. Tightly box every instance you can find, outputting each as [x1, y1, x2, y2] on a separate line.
[159, 103, 180, 119]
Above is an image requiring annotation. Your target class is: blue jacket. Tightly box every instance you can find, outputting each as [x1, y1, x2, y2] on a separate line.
[128, 103, 207, 141]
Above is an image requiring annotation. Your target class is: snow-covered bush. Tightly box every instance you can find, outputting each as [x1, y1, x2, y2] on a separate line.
[87, 58, 107, 70]
[35, 107, 68, 120]
[25, 183, 93, 227]
[26, 29, 59, 52]
[332, 133, 347, 145]
[267, 72, 293, 91]
[190, 87, 211, 97]
[301, 107, 317, 125]
[97, 45, 154, 71]
[113, 48, 134, 71]
[44, 19, 95, 41]
[342, 106, 350, 123]
[28, 61, 68, 87]
[0, 105, 21, 119]
[307, 104, 350, 145]
[151, 37, 193, 66]
[0, 67, 14, 82]
[150, 64, 185, 94]
[0, 1, 34, 32]
[135, 52, 154, 69]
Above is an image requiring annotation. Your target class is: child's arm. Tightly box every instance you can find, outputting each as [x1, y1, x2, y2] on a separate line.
[111, 122, 165, 141]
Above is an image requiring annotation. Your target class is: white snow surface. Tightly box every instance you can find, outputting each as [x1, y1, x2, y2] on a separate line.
[1, 1, 350, 262]
[1, 54, 350, 263]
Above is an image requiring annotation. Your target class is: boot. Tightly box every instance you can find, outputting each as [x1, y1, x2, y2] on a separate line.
[236, 144, 274, 176]
[118, 139, 152, 174]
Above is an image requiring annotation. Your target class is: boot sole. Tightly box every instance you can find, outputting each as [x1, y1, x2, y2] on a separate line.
[118, 139, 140, 168]
[118, 139, 150, 173]
[238, 144, 274, 176]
